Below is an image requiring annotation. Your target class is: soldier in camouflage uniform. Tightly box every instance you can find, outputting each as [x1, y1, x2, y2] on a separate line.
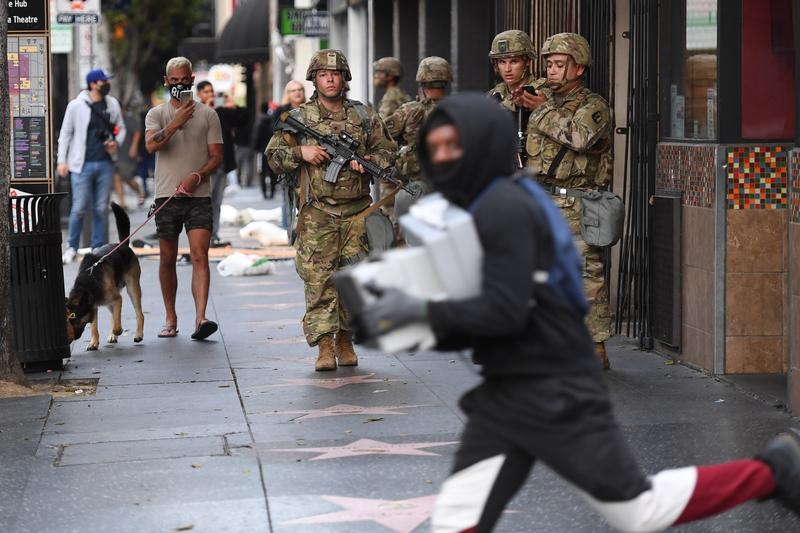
[373, 57, 411, 119]
[487, 30, 549, 168]
[384, 56, 453, 220]
[267, 50, 397, 371]
[524, 33, 613, 369]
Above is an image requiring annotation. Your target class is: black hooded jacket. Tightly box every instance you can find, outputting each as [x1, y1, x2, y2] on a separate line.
[419, 93, 598, 377]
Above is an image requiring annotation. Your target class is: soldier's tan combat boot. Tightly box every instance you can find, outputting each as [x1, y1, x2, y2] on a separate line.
[335, 330, 358, 367]
[315, 335, 337, 371]
[595, 342, 610, 370]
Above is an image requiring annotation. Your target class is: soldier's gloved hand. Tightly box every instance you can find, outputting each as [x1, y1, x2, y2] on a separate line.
[358, 283, 428, 339]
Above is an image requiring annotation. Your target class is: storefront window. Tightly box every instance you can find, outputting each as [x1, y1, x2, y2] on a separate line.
[661, 0, 718, 140]
[741, 0, 795, 140]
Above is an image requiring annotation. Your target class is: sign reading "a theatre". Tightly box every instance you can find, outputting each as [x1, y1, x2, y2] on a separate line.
[7, 0, 47, 32]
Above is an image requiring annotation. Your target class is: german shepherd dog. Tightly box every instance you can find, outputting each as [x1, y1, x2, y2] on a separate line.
[66, 203, 144, 350]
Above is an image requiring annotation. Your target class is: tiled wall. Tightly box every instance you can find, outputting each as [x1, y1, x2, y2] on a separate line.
[726, 146, 789, 210]
[789, 148, 800, 411]
[656, 143, 790, 375]
[725, 145, 789, 373]
[656, 144, 716, 207]
[791, 151, 800, 223]
[656, 143, 716, 369]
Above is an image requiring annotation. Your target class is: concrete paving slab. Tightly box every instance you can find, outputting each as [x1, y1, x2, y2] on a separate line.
[56, 435, 226, 466]
[44, 392, 245, 437]
[13, 498, 269, 533]
[39, 422, 249, 448]
[15, 457, 266, 532]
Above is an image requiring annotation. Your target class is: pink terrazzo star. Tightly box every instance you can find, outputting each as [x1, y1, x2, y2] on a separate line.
[283, 494, 437, 533]
[267, 403, 432, 421]
[267, 373, 394, 390]
[271, 438, 459, 460]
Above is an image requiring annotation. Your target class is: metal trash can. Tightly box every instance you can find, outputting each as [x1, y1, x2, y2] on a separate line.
[9, 193, 70, 369]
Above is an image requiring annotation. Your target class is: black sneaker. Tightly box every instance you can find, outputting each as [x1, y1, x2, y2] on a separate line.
[211, 238, 231, 248]
[756, 428, 800, 514]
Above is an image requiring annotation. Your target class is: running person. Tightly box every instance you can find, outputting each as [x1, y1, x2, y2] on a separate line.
[354, 93, 800, 532]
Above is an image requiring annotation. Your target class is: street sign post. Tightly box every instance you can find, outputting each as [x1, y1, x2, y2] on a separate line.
[54, 0, 100, 24]
[279, 8, 329, 37]
[7, 0, 54, 192]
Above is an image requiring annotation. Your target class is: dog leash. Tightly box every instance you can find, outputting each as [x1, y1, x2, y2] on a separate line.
[84, 185, 189, 275]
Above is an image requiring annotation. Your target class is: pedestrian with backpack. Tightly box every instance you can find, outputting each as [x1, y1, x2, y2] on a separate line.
[352, 93, 800, 532]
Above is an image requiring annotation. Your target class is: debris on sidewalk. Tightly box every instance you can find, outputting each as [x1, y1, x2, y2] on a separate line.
[220, 204, 282, 226]
[239, 221, 289, 247]
[217, 253, 276, 277]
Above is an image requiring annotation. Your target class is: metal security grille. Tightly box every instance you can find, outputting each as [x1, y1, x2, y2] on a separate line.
[651, 193, 682, 347]
[493, 0, 531, 32]
[530, 0, 579, 77]
[580, 0, 614, 101]
[615, 0, 658, 347]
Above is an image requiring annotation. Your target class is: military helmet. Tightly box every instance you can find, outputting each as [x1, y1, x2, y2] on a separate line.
[488, 30, 535, 60]
[540, 33, 592, 66]
[373, 57, 403, 78]
[306, 49, 352, 81]
[416, 56, 453, 86]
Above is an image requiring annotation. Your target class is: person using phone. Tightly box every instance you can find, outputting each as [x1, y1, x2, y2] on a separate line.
[144, 57, 224, 341]
[57, 68, 127, 264]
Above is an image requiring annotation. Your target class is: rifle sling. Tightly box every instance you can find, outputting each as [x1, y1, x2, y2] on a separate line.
[344, 186, 402, 222]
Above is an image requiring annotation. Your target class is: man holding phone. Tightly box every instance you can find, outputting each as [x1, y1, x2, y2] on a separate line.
[145, 57, 224, 341]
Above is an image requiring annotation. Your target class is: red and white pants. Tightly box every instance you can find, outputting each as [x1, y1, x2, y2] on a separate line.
[432, 375, 775, 532]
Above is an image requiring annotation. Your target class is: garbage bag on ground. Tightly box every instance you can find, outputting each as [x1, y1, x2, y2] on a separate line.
[217, 252, 276, 276]
[220, 204, 239, 226]
[236, 207, 282, 226]
[239, 221, 289, 247]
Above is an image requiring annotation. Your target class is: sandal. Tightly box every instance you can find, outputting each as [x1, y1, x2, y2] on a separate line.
[191, 320, 218, 340]
[158, 325, 178, 338]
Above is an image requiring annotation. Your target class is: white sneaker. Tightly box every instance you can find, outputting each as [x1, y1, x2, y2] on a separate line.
[224, 183, 240, 195]
[62, 247, 77, 264]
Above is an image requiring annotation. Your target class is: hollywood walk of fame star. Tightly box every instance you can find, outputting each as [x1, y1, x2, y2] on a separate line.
[270, 438, 459, 460]
[283, 494, 437, 533]
[264, 373, 397, 390]
[263, 403, 432, 421]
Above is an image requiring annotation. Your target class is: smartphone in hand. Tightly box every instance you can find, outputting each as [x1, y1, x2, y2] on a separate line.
[180, 90, 194, 105]
[523, 85, 537, 96]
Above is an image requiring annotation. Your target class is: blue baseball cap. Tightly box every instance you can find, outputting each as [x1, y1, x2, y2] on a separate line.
[86, 68, 112, 85]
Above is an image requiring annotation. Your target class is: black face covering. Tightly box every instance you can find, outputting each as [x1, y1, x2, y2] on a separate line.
[99, 84, 111, 96]
[418, 93, 517, 207]
[169, 83, 193, 100]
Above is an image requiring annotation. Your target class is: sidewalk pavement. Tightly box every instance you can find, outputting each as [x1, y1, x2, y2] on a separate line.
[2, 187, 800, 532]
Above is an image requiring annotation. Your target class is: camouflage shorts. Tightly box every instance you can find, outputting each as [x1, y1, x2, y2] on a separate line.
[154, 197, 213, 239]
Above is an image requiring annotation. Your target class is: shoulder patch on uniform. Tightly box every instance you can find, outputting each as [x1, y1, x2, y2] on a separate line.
[592, 111, 602, 124]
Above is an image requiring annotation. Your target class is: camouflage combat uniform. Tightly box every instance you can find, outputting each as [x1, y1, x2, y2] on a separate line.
[267, 54, 396, 348]
[527, 33, 613, 347]
[384, 57, 453, 222]
[487, 30, 545, 168]
[385, 96, 437, 181]
[378, 85, 412, 120]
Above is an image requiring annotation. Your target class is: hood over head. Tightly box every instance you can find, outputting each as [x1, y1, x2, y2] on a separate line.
[418, 92, 516, 207]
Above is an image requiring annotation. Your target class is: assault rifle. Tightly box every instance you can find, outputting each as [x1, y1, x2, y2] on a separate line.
[280, 115, 419, 197]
